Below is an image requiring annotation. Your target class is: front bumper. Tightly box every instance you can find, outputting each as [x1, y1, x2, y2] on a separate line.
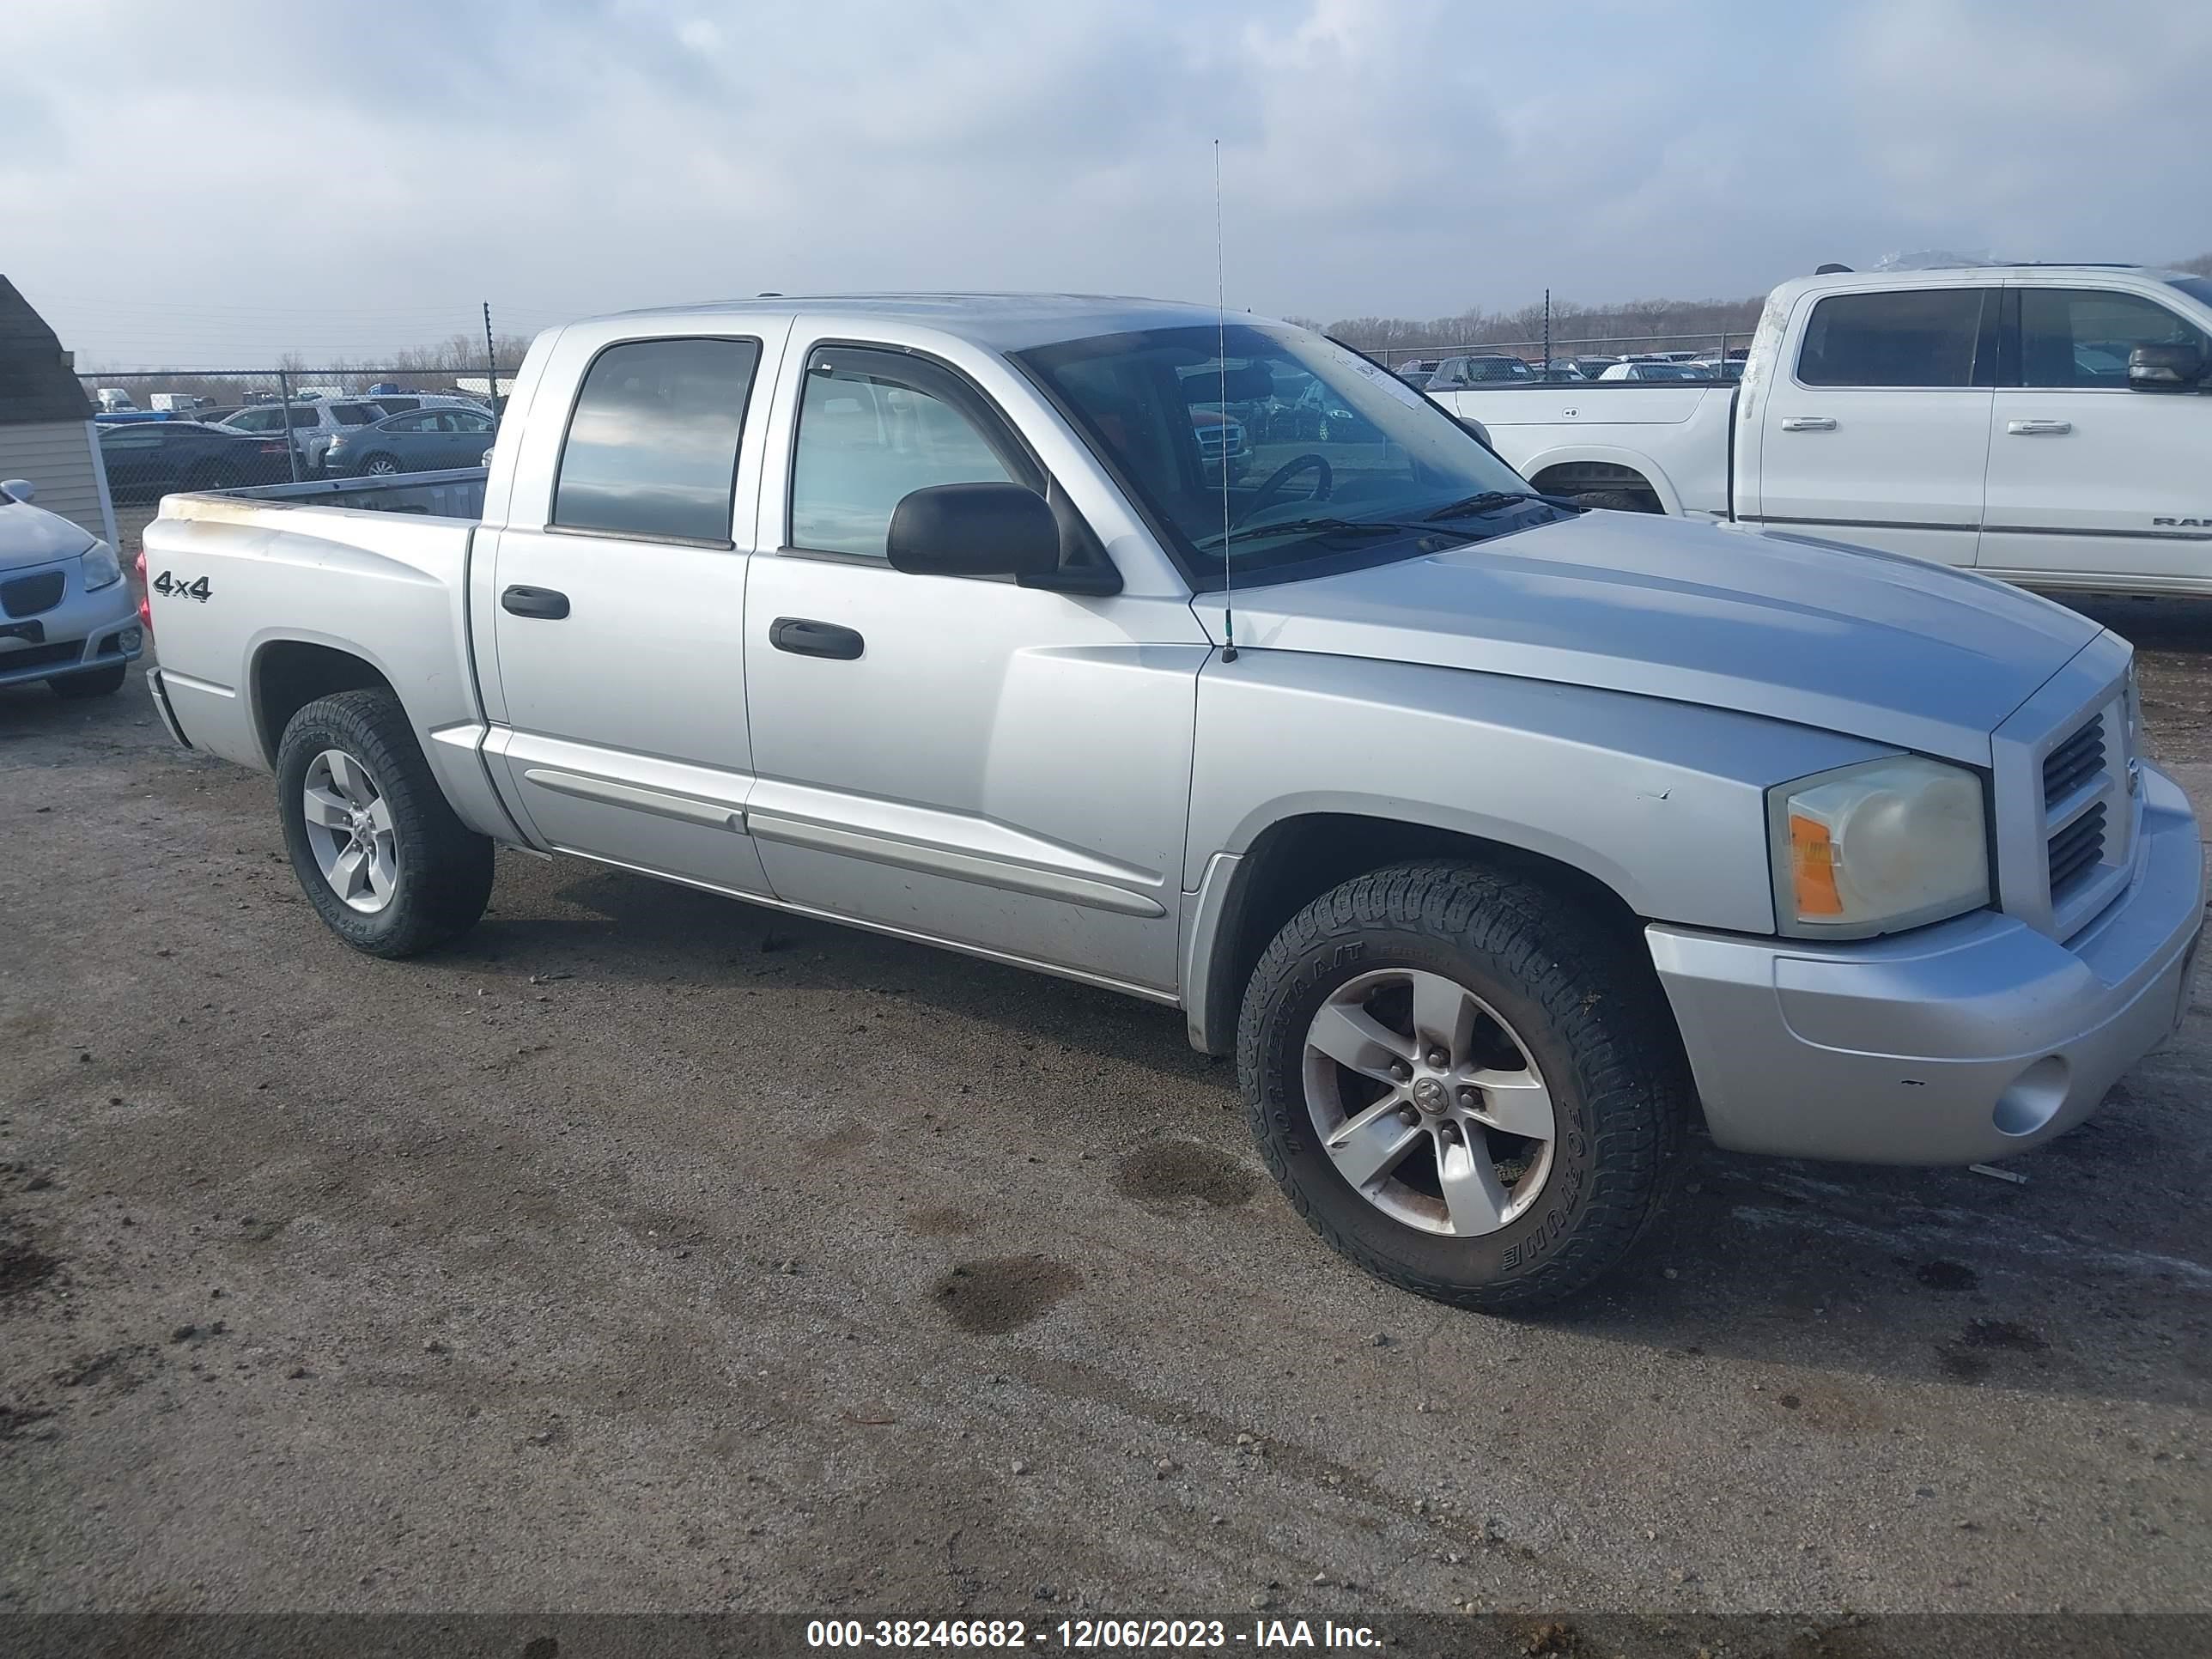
[1648, 763, 2205, 1165]
[0, 562, 143, 690]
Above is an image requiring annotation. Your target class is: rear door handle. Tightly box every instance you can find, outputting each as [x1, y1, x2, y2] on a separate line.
[770, 617, 864, 660]
[501, 585, 570, 619]
[1779, 416, 1837, 432]
[2007, 419, 2073, 435]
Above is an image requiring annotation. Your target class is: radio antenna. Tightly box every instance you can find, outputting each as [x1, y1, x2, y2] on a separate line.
[1215, 137, 1237, 664]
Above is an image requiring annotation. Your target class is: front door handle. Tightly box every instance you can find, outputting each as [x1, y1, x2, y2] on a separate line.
[770, 617, 864, 660]
[1779, 416, 1837, 432]
[501, 585, 570, 619]
[2007, 419, 2073, 435]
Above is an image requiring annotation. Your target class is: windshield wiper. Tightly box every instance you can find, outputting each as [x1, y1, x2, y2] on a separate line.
[1424, 491, 1548, 522]
[1193, 516, 1445, 551]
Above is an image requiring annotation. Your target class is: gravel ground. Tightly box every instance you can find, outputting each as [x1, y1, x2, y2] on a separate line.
[2, 598, 2209, 1628]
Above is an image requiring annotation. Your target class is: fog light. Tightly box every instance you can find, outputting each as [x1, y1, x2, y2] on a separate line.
[1991, 1055, 2069, 1138]
[118, 627, 143, 653]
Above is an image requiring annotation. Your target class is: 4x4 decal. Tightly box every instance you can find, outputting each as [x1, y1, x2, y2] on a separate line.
[152, 571, 211, 601]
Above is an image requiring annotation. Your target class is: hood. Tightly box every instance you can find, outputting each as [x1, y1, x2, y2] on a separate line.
[0, 495, 97, 571]
[1206, 510, 2103, 764]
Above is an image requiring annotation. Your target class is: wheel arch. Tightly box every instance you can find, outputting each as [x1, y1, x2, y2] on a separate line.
[1517, 446, 1677, 514]
[249, 636, 401, 769]
[1182, 809, 1653, 1058]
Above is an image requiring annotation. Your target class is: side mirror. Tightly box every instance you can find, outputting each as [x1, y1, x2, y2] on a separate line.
[888, 482, 1060, 580]
[1455, 417, 1494, 451]
[1, 479, 33, 504]
[2129, 343, 2205, 392]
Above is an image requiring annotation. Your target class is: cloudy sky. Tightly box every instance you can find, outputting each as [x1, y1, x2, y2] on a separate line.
[6, 0, 2209, 368]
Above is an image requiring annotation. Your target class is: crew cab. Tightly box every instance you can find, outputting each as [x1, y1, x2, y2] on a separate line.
[1427, 265, 2212, 597]
[139, 295, 2204, 1312]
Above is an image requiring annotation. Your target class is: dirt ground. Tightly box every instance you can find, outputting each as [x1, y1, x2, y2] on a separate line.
[2, 595, 2208, 1629]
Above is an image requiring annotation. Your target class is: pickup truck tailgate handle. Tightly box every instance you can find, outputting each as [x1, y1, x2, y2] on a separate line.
[1779, 416, 1837, 432]
[501, 585, 571, 620]
[771, 617, 864, 660]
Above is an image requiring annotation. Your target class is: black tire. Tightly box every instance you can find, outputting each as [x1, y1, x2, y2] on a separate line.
[1573, 489, 1656, 513]
[1237, 860, 1689, 1313]
[276, 688, 494, 958]
[49, 662, 128, 699]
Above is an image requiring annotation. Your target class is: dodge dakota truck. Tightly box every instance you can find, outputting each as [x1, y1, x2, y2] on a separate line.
[1427, 264, 2212, 599]
[139, 295, 2205, 1311]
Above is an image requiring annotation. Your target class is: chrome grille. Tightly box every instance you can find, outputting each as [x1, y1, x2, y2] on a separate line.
[2042, 715, 2106, 807]
[1, 570, 64, 618]
[2047, 801, 2106, 897]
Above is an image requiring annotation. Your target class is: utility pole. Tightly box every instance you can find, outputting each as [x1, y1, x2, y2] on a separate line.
[483, 301, 498, 409]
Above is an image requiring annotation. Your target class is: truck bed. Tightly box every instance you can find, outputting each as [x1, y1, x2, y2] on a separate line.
[210, 465, 489, 520]
[141, 467, 493, 817]
[1427, 381, 1735, 518]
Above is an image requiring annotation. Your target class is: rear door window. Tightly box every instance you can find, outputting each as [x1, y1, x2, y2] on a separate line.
[551, 337, 762, 544]
[1796, 289, 1991, 387]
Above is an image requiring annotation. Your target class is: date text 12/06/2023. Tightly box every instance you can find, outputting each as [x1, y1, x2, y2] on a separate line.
[804, 1618, 1382, 1650]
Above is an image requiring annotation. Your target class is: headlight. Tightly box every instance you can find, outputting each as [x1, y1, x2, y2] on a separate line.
[81, 541, 122, 592]
[1768, 756, 1989, 938]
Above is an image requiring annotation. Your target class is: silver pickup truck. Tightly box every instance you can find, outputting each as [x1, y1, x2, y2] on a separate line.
[140, 295, 2205, 1311]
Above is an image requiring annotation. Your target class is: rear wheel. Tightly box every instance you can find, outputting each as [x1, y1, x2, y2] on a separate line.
[1572, 489, 1656, 513]
[1238, 860, 1688, 1312]
[276, 688, 494, 957]
[49, 662, 128, 698]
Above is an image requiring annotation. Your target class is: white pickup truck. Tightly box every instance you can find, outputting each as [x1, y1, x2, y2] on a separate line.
[1428, 264, 2212, 598]
[139, 295, 2203, 1313]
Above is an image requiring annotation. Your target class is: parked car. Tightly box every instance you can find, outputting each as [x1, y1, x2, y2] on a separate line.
[1533, 361, 1585, 381]
[1686, 358, 1746, 381]
[0, 477, 143, 697]
[1596, 361, 1711, 380]
[324, 405, 499, 477]
[1393, 359, 1440, 388]
[98, 419, 295, 502]
[1571, 357, 1622, 380]
[1427, 355, 1533, 389]
[141, 295, 2203, 1316]
[95, 388, 137, 413]
[219, 395, 482, 475]
[1425, 264, 2212, 597]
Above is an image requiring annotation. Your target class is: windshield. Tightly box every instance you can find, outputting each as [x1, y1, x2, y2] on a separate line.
[1016, 322, 1545, 587]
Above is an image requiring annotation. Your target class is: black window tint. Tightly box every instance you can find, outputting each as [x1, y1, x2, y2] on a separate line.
[331, 403, 375, 423]
[789, 349, 1028, 557]
[373, 397, 419, 413]
[2019, 289, 2209, 388]
[553, 337, 760, 543]
[1797, 289, 1986, 387]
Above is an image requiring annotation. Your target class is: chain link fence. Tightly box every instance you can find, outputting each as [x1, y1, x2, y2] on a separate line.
[80, 366, 514, 548]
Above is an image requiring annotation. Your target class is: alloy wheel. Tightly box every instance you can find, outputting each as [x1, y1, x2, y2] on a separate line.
[1301, 967, 1557, 1237]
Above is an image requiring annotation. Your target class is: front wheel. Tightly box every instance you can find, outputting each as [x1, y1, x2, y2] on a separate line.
[361, 453, 400, 477]
[276, 688, 494, 957]
[1238, 861, 1688, 1312]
